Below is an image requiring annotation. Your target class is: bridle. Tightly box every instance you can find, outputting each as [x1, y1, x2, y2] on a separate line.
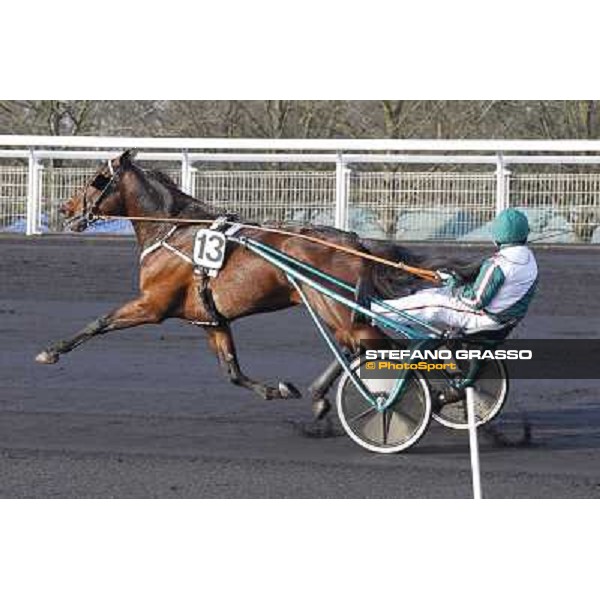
[65, 159, 121, 230]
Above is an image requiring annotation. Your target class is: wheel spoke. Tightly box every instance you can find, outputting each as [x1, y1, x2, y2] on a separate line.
[382, 411, 390, 445]
[348, 405, 377, 424]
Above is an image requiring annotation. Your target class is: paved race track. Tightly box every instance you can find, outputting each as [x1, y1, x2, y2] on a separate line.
[1, 236, 599, 498]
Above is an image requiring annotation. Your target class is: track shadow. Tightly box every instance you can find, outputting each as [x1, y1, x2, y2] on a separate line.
[510, 405, 600, 451]
[289, 409, 534, 452]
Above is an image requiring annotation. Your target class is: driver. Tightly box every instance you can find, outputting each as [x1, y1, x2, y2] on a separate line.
[372, 208, 538, 334]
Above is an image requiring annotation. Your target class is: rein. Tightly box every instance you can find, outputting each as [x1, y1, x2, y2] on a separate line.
[95, 214, 441, 282]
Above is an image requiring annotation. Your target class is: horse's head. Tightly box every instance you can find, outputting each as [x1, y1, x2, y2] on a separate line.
[61, 149, 137, 231]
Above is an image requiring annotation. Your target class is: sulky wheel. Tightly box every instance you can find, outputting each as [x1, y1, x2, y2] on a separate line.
[431, 358, 509, 430]
[336, 356, 432, 454]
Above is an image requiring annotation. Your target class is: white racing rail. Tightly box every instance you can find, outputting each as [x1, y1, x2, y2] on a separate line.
[0, 136, 599, 241]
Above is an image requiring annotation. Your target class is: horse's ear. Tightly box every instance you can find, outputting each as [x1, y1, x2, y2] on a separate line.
[119, 149, 138, 167]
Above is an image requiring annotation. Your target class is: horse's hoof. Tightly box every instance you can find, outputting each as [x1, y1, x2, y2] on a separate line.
[35, 350, 59, 364]
[312, 397, 331, 420]
[299, 416, 339, 439]
[279, 381, 301, 399]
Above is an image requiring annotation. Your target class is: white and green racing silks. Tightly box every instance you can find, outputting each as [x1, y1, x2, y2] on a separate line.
[457, 245, 539, 323]
[491, 277, 538, 322]
[458, 258, 506, 310]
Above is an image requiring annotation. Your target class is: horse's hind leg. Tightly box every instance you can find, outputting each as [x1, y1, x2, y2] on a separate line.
[308, 357, 344, 419]
[204, 324, 301, 401]
[307, 323, 389, 419]
[35, 296, 164, 364]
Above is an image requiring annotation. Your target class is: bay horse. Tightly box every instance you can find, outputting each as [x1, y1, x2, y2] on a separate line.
[36, 150, 410, 417]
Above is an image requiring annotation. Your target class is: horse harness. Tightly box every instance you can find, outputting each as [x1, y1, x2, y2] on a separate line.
[63, 160, 121, 231]
[139, 217, 244, 327]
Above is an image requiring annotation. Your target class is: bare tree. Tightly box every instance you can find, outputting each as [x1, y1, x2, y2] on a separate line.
[0, 101, 102, 135]
[1, 99, 599, 142]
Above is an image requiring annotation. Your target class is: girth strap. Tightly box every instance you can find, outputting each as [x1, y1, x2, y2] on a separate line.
[192, 216, 242, 326]
[139, 215, 243, 326]
[194, 267, 226, 327]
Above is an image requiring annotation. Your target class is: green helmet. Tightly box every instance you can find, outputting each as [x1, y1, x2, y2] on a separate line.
[491, 208, 530, 245]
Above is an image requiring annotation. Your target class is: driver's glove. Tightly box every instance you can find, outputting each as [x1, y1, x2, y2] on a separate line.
[436, 268, 462, 290]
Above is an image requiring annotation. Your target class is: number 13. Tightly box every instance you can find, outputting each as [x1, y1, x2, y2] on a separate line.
[194, 230, 226, 268]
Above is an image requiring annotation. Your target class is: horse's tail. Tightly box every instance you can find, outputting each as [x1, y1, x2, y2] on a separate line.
[358, 237, 485, 299]
[357, 238, 422, 299]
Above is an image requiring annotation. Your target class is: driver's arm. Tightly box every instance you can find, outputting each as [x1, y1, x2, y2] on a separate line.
[457, 258, 505, 310]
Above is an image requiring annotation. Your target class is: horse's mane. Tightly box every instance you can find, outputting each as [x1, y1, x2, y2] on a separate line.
[147, 169, 180, 189]
[131, 164, 217, 220]
[263, 221, 363, 246]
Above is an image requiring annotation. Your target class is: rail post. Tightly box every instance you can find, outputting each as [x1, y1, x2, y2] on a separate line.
[495, 152, 510, 214]
[335, 153, 350, 230]
[26, 149, 42, 235]
[181, 150, 193, 195]
[466, 387, 482, 499]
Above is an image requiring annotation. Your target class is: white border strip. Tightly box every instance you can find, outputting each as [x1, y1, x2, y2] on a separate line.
[5, 135, 600, 153]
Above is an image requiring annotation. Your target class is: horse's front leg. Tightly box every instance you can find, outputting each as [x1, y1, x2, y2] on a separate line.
[35, 296, 165, 364]
[204, 324, 301, 401]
